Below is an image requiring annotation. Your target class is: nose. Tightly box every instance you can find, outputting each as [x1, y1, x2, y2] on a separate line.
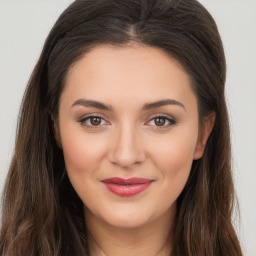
[108, 123, 145, 169]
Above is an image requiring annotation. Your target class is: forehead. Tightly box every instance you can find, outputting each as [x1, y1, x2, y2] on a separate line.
[61, 43, 197, 111]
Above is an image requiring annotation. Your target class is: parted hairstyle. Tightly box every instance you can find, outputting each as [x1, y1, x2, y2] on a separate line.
[0, 0, 243, 255]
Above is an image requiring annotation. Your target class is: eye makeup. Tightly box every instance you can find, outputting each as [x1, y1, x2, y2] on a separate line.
[78, 113, 177, 130]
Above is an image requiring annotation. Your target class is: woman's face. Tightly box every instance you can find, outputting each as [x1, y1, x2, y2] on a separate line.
[56, 44, 211, 229]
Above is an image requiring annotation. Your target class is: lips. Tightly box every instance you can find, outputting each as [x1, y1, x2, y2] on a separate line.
[101, 177, 154, 197]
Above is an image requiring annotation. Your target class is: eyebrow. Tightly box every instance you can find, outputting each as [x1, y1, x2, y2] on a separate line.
[71, 99, 113, 111]
[71, 99, 185, 111]
[142, 99, 185, 111]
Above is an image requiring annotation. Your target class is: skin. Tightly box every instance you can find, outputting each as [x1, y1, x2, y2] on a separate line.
[55, 43, 215, 256]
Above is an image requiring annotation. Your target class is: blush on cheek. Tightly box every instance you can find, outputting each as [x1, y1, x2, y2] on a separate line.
[153, 135, 196, 178]
[61, 135, 103, 175]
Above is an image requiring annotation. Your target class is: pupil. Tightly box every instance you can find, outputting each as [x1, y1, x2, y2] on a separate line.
[155, 117, 165, 126]
[91, 117, 101, 126]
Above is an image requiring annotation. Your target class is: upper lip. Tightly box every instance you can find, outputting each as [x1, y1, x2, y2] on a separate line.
[101, 177, 154, 185]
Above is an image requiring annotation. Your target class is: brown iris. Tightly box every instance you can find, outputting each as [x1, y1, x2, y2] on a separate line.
[90, 117, 102, 126]
[154, 117, 166, 126]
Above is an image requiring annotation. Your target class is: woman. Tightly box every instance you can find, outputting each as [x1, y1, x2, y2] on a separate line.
[0, 0, 243, 255]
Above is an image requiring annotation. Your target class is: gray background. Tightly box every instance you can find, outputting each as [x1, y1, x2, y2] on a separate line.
[0, 1, 255, 255]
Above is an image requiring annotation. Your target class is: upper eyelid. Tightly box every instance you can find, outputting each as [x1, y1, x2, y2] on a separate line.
[79, 113, 108, 121]
[149, 113, 174, 119]
[147, 113, 175, 122]
[78, 113, 174, 121]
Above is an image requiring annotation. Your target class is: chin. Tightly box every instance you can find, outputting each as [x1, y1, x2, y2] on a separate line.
[96, 203, 158, 230]
[105, 214, 151, 230]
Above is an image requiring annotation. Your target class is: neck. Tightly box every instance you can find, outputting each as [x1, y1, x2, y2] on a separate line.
[85, 206, 176, 256]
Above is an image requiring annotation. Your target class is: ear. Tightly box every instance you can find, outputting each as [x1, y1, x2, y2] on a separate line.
[193, 112, 216, 160]
[51, 115, 62, 148]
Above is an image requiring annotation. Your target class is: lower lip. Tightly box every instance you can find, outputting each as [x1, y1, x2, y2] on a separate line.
[103, 182, 153, 197]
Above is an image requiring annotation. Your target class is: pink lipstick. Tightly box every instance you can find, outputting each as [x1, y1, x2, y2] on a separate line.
[101, 177, 153, 197]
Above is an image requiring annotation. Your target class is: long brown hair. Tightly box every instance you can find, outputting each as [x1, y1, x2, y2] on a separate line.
[0, 0, 243, 255]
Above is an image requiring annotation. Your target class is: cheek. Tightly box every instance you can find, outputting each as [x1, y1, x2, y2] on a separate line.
[161, 138, 195, 172]
[60, 127, 109, 205]
[60, 124, 107, 175]
[149, 126, 198, 187]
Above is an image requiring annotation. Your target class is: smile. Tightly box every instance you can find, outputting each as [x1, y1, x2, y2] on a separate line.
[101, 177, 154, 197]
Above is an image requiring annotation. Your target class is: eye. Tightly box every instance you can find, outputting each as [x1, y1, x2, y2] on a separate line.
[79, 115, 109, 128]
[147, 115, 176, 128]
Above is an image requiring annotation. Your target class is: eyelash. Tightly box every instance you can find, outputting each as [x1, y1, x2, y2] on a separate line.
[78, 114, 176, 130]
[78, 114, 110, 129]
[146, 114, 176, 129]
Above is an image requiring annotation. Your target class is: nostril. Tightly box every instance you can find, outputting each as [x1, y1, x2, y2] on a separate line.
[108, 126, 146, 168]
[109, 150, 145, 169]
